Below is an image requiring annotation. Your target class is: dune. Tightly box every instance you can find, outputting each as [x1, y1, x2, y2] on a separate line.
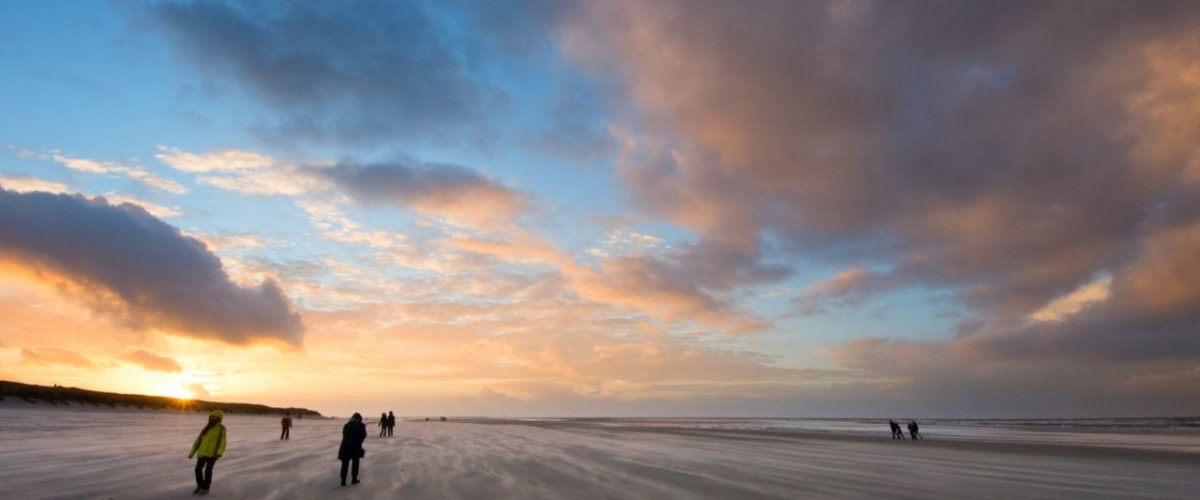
[0, 407, 1196, 499]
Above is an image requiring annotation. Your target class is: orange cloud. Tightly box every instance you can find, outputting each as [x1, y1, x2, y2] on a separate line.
[20, 347, 97, 369]
[1117, 222, 1200, 316]
[120, 348, 183, 373]
[444, 233, 768, 333]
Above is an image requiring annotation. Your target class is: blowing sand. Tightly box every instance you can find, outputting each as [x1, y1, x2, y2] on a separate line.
[0, 407, 1196, 499]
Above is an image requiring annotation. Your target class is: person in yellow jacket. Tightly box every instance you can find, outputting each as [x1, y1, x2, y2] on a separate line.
[188, 410, 227, 495]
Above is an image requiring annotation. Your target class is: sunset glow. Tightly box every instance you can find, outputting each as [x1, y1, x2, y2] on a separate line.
[2, 1, 1200, 419]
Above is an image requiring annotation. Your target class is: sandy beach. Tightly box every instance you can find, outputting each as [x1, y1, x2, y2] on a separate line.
[0, 407, 1196, 499]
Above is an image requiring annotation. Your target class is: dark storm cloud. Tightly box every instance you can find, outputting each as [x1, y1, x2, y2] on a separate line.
[144, 0, 497, 145]
[0, 188, 303, 345]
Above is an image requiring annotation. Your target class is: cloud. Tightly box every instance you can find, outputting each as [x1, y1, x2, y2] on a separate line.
[794, 267, 894, 316]
[0, 188, 303, 345]
[0, 175, 180, 218]
[0, 174, 69, 194]
[144, 0, 500, 146]
[548, 1, 1200, 413]
[157, 145, 530, 231]
[565, 0, 1200, 318]
[445, 233, 773, 333]
[102, 193, 182, 218]
[299, 297, 837, 404]
[196, 167, 327, 197]
[120, 348, 183, 373]
[1116, 222, 1200, 317]
[154, 146, 275, 172]
[313, 161, 530, 228]
[296, 200, 402, 249]
[20, 347, 97, 369]
[155, 147, 326, 196]
[52, 154, 186, 194]
[186, 231, 268, 252]
[187, 383, 211, 399]
[824, 222, 1200, 416]
[1027, 274, 1112, 322]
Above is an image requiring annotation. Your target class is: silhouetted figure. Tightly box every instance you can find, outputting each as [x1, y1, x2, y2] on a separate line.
[386, 411, 396, 437]
[378, 412, 387, 437]
[188, 410, 227, 495]
[338, 413, 367, 486]
[440, 416, 446, 422]
[908, 420, 922, 440]
[280, 413, 292, 440]
[889, 419, 904, 439]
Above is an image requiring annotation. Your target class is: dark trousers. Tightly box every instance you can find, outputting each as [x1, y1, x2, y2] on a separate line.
[281, 427, 290, 440]
[194, 457, 217, 490]
[387, 425, 393, 437]
[340, 458, 360, 481]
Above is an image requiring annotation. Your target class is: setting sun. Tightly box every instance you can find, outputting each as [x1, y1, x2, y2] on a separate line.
[155, 384, 192, 400]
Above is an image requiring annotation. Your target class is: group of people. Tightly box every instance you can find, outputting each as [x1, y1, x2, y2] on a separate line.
[187, 411, 930, 495]
[378, 411, 396, 437]
[888, 419, 923, 440]
[185, 409, 388, 494]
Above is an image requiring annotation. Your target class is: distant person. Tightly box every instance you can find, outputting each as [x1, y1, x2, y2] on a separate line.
[188, 410, 227, 495]
[379, 412, 388, 437]
[386, 411, 396, 437]
[338, 413, 368, 486]
[908, 420, 922, 440]
[889, 419, 904, 439]
[281, 413, 292, 440]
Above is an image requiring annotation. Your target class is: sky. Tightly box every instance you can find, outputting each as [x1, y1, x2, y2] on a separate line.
[2, 0, 1199, 418]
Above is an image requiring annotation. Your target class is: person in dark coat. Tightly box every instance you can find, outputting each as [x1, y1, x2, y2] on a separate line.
[908, 420, 923, 440]
[378, 412, 387, 437]
[386, 411, 396, 437]
[889, 419, 904, 439]
[338, 413, 367, 486]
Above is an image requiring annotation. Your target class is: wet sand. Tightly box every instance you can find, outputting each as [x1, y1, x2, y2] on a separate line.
[0, 408, 1196, 499]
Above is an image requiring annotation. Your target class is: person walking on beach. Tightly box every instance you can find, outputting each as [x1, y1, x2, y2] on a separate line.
[386, 411, 396, 437]
[338, 413, 368, 486]
[281, 413, 292, 440]
[188, 410, 227, 495]
[379, 412, 387, 437]
[889, 419, 904, 439]
[908, 420, 923, 440]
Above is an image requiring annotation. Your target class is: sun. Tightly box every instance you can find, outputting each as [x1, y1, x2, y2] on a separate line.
[160, 384, 193, 400]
